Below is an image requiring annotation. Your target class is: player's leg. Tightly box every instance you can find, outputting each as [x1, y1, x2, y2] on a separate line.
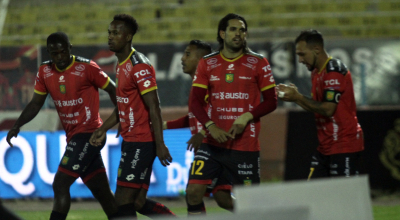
[329, 152, 361, 177]
[135, 189, 176, 217]
[186, 143, 223, 215]
[308, 150, 330, 180]
[213, 190, 233, 211]
[0, 199, 24, 220]
[50, 171, 77, 220]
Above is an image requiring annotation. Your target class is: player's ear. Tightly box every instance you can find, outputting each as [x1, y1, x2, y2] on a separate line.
[219, 30, 226, 40]
[126, 34, 133, 42]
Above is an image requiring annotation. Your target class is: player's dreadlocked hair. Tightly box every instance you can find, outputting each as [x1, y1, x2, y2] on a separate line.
[47, 32, 70, 46]
[217, 13, 249, 53]
[295, 29, 324, 47]
[113, 14, 139, 37]
[189, 40, 212, 55]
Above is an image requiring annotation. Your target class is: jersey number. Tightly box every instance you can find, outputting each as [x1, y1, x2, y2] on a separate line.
[191, 160, 204, 175]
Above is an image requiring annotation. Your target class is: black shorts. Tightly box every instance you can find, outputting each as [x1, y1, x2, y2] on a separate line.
[308, 150, 361, 180]
[188, 143, 260, 194]
[59, 133, 106, 183]
[117, 141, 156, 190]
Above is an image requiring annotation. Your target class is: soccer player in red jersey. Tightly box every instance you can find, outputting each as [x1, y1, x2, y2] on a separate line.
[89, 14, 175, 218]
[164, 40, 234, 211]
[277, 30, 364, 179]
[6, 32, 119, 220]
[186, 13, 278, 215]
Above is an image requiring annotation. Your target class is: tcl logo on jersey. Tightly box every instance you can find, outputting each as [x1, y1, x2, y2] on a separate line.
[247, 57, 258, 64]
[116, 96, 129, 103]
[206, 58, 218, 65]
[262, 65, 271, 72]
[324, 79, 340, 86]
[213, 92, 249, 100]
[75, 64, 85, 71]
[134, 69, 151, 78]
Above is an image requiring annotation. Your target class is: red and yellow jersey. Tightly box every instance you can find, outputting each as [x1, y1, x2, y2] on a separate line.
[116, 49, 157, 142]
[34, 56, 110, 142]
[192, 51, 276, 151]
[311, 57, 364, 155]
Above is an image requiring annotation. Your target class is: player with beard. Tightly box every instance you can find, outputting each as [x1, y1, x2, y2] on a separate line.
[186, 13, 278, 215]
[7, 32, 119, 220]
[276, 30, 364, 179]
[89, 14, 176, 218]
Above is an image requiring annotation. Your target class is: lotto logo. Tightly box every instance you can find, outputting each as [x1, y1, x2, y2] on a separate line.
[143, 80, 151, 87]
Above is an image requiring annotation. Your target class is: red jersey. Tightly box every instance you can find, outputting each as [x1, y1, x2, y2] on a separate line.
[311, 58, 364, 155]
[116, 49, 157, 142]
[34, 56, 110, 142]
[192, 51, 276, 151]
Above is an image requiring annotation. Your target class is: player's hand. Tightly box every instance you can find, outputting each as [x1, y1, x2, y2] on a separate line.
[276, 83, 301, 102]
[6, 127, 20, 147]
[90, 128, 107, 146]
[156, 144, 173, 166]
[208, 124, 233, 143]
[116, 123, 121, 138]
[187, 131, 205, 153]
[228, 124, 246, 137]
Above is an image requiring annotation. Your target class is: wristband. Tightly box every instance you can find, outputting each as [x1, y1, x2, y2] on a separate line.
[205, 121, 215, 129]
[199, 129, 206, 136]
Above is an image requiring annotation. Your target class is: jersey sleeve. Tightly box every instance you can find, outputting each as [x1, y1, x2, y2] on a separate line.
[322, 71, 346, 103]
[257, 58, 276, 91]
[87, 61, 110, 89]
[192, 58, 208, 89]
[130, 63, 157, 95]
[33, 70, 47, 95]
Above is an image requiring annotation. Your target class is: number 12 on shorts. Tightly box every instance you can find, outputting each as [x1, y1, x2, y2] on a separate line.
[191, 160, 204, 175]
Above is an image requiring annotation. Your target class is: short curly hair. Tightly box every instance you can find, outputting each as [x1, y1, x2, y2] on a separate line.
[113, 14, 139, 36]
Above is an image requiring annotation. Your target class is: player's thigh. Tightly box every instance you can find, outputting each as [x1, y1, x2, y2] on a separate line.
[225, 150, 260, 186]
[58, 133, 105, 179]
[117, 141, 156, 191]
[308, 150, 330, 180]
[329, 152, 361, 177]
[188, 144, 224, 186]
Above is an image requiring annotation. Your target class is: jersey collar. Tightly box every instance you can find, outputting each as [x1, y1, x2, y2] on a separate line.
[220, 51, 244, 62]
[119, 48, 136, 66]
[318, 56, 332, 74]
[55, 55, 75, 72]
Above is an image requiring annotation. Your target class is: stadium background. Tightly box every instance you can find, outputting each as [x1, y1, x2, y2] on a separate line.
[1, 0, 400, 218]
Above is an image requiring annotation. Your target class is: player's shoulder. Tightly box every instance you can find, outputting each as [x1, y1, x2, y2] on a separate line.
[245, 50, 264, 60]
[131, 50, 152, 67]
[203, 51, 220, 60]
[326, 58, 348, 75]
[39, 60, 52, 67]
[75, 56, 91, 64]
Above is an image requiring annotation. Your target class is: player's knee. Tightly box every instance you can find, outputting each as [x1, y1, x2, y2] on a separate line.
[133, 197, 146, 211]
[186, 185, 204, 204]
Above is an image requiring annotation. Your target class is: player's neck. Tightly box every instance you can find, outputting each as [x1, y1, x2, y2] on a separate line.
[316, 51, 330, 71]
[221, 48, 243, 59]
[116, 46, 133, 63]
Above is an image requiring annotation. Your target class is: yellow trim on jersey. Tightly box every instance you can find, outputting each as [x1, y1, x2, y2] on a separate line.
[56, 55, 75, 72]
[308, 167, 315, 181]
[192, 83, 208, 89]
[220, 52, 244, 62]
[318, 56, 333, 74]
[119, 48, 136, 66]
[101, 77, 110, 89]
[260, 84, 276, 92]
[141, 86, 157, 95]
[34, 89, 47, 95]
[204, 94, 209, 103]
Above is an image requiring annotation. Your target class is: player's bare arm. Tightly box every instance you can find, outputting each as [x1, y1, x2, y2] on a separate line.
[89, 106, 119, 146]
[277, 83, 337, 117]
[103, 79, 117, 106]
[7, 93, 47, 147]
[142, 90, 173, 167]
[187, 130, 206, 152]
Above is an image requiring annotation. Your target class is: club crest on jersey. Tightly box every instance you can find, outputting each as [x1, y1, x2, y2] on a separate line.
[61, 156, 69, 165]
[244, 179, 252, 186]
[60, 85, 66, 94]
[326, 91, 334, 101]
[225, 73, 234, 83]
